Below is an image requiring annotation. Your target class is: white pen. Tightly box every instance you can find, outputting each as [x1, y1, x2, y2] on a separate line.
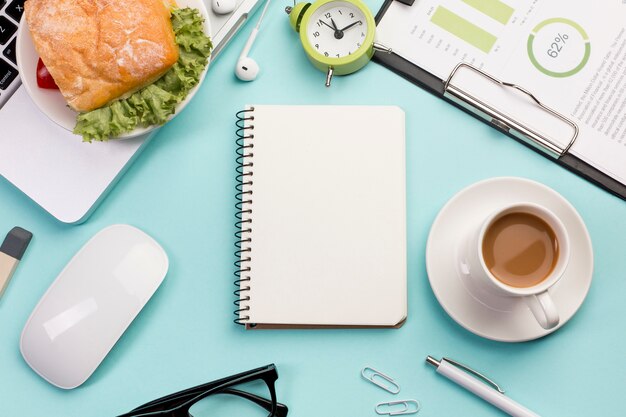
[426, 356, 541, 417]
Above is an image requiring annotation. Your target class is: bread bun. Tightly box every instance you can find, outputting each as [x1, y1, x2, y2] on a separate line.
[25, 0, 179, 112]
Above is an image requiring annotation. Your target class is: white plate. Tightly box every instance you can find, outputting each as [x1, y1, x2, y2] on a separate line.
[425, 177, 593, 342]
[16, 0, 211, 140]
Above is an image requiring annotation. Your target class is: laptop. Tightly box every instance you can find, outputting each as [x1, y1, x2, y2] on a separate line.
[0, 0, 260, 224]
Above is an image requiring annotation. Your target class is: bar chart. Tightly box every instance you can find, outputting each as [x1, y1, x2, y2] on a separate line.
[430, 0, 514, 53]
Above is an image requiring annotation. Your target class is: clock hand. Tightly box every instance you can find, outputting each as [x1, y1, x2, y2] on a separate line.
[339, 20, 362, 32]
[318, 19, 335, 31]
[328, 18, 345, 39]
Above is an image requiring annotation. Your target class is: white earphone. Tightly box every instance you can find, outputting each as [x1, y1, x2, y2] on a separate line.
[235, 0, 271, 81]
[211, 0, 236, 15]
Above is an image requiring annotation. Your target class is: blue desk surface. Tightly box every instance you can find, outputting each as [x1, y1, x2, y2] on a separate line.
[2, 2, 626, 415]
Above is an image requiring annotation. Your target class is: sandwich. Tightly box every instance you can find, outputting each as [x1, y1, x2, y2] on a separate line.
[24, 0, 212, 141]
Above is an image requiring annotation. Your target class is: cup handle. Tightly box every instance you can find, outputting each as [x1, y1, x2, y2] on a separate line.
[525, 291, 560, 330]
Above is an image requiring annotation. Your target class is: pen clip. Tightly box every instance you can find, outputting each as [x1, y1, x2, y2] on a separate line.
[442, 357, 505, 394]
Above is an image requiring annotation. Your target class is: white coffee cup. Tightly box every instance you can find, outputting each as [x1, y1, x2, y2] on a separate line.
[463, 203, 570, 330]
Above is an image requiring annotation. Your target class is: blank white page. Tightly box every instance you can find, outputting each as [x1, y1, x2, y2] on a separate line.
[240, 105, 406, 327]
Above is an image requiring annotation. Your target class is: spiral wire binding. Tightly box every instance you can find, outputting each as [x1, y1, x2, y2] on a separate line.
[234, 108, 255, 325]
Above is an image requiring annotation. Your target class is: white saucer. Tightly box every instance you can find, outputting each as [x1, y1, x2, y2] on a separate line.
[425, 177, 593, 342]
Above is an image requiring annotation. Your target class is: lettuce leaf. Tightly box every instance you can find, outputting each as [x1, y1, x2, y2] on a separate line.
[74, 7, 212, 142]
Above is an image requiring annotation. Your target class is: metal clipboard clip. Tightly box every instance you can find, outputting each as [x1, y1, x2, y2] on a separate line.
[443, 63, 579, 159]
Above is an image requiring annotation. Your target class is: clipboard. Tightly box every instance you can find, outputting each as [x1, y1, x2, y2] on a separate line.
[373, 0, 626, 201]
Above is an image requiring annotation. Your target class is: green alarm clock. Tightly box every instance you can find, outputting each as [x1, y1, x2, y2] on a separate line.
[285, 0, 389, 86]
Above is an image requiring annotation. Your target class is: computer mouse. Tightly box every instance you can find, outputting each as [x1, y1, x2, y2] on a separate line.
[212, 0, 236, 15]
[20, 224, 168, 389]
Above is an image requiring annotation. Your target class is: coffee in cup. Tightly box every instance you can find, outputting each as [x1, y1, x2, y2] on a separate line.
[482, 211, 559, 289]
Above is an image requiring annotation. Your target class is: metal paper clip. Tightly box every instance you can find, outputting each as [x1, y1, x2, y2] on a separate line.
[361, 367, 401, 394]
[375, 400, 421, 416]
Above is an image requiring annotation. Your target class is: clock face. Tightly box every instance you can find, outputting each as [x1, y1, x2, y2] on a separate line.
[306, 1, 369, 59]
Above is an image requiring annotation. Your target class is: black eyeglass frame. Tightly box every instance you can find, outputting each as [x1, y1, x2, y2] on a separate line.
[117, 364, 288, 417]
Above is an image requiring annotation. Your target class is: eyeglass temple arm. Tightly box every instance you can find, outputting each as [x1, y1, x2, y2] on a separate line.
[116, 388, 288, 417]
[219, 388, 289, 417]
[125, 365, 278, 413]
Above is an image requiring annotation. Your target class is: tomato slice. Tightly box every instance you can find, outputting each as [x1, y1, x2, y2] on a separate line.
[36, 58, 59, 89]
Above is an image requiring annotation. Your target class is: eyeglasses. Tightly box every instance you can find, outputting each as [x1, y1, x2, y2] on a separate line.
[117, 364, 288, 417]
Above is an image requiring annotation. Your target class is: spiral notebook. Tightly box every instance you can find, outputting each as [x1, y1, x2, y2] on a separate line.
[234, 105, 407, 329]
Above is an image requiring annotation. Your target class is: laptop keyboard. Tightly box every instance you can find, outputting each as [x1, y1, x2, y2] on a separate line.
[0, 0, 23, 109]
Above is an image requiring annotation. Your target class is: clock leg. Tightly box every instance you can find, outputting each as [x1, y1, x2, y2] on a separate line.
[325, 67, 334, 87]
